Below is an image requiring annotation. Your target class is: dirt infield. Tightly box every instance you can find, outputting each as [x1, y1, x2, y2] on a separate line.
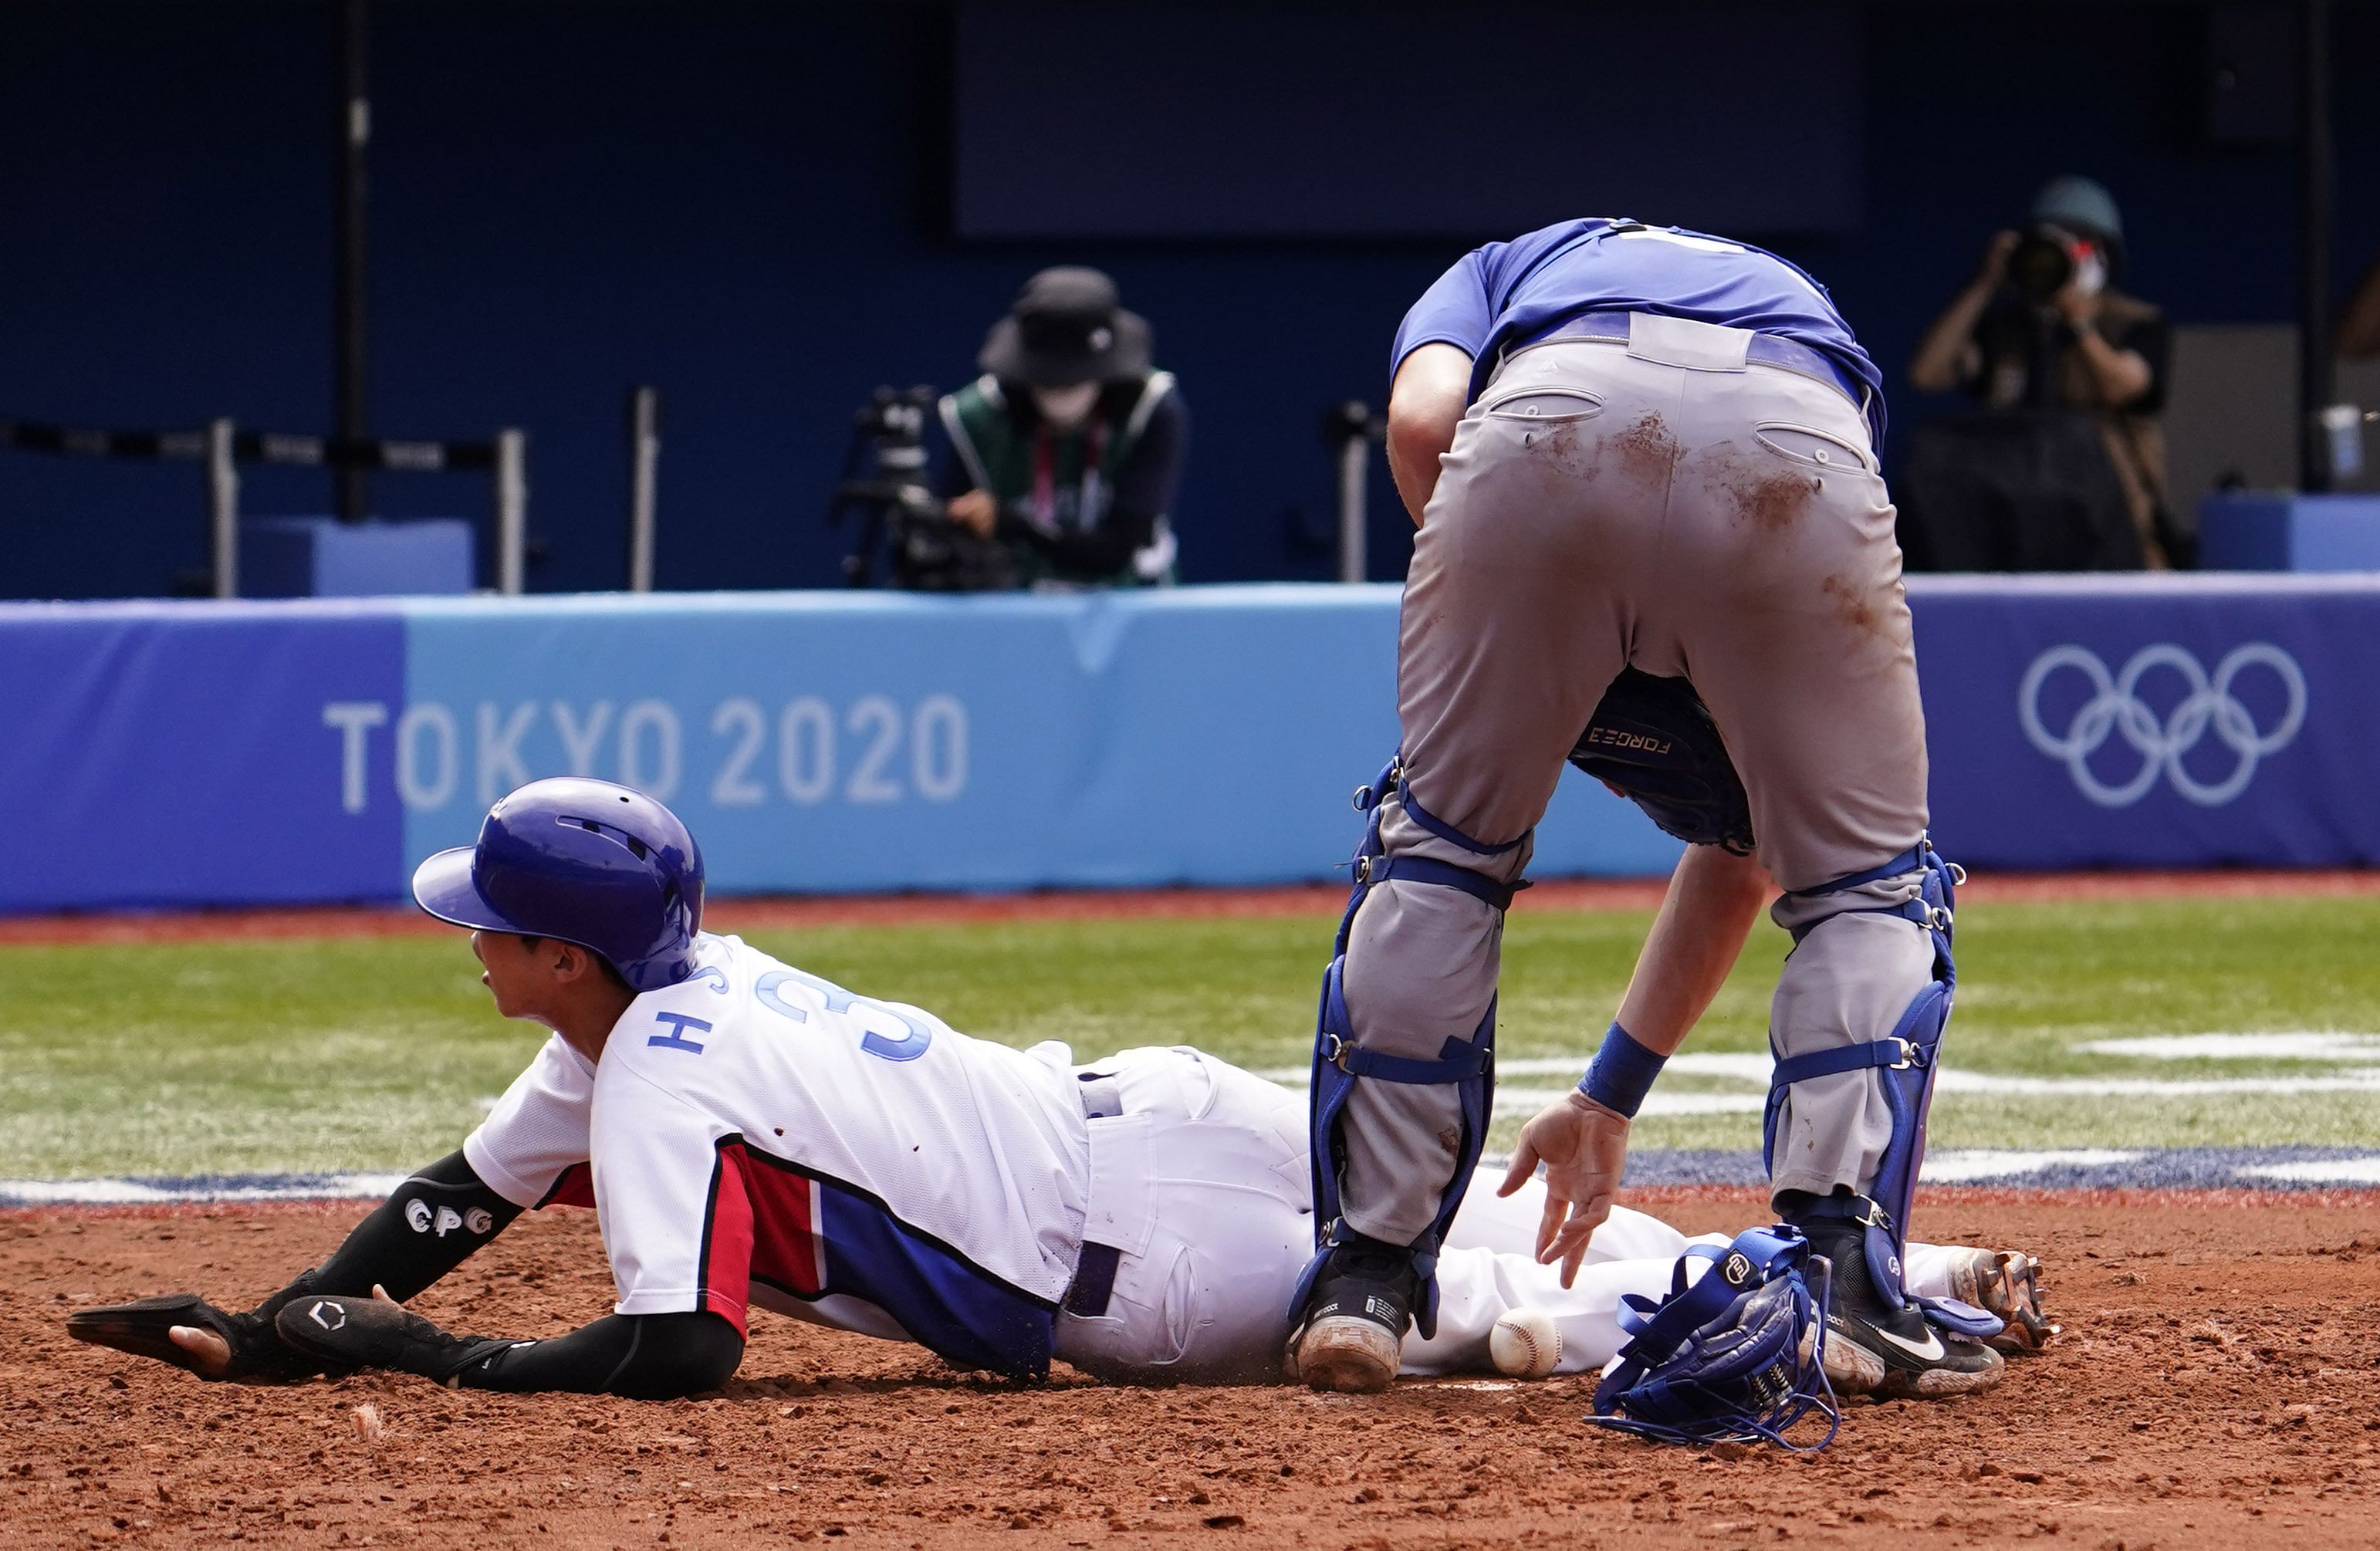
[10, 1195, 2378, 1549]
[5, 868, 2377, 947]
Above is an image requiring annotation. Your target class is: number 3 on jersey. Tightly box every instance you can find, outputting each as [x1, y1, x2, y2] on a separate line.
[751, 968, 935, 1062]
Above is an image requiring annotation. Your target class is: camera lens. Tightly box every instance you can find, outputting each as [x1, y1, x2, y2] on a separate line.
[2007, 231, 2074, 302]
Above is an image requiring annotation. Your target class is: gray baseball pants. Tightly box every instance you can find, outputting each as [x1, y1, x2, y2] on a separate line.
[1337, 316, 1938, 1245]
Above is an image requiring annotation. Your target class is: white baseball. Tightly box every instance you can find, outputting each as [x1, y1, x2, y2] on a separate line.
[1489, 1309, 1561, 1379]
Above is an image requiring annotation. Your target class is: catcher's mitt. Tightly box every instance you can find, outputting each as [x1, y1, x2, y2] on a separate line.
[1568, 668, 1754, 856]
[66, 1289, 326, 1384]
[1590, 1225, 1838, 1451]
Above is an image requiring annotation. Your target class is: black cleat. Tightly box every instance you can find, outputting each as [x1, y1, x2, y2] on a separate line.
[1796, 1218, 2003, 1400]
[1287, 1234, 1418, 1394]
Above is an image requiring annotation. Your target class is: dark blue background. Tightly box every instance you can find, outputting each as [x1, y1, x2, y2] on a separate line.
[2, 2, 2374, 600]
[955, 4, 1864, 238]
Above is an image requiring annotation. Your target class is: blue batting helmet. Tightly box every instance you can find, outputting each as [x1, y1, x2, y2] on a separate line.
[411, 778, 706, 992]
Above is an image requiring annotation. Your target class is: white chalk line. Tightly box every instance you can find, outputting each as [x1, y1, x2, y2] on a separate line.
[1260, 1038, 2380, 1113]
[1918, 1148, 2144, 1182]
[0, 1172, 407, 1205]
[2076, 1032, 2380, 1063]
[2241, 1157, 2380, 1184]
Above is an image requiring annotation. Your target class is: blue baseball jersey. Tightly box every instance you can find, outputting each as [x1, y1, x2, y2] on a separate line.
[1392, 218, 1886, 444]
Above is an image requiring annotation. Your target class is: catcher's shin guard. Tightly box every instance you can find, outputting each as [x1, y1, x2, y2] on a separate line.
[1290, 757, 1513, 1347]
[1763, 840, 1998, 1340]
[1590, 1225, 1840, 1451]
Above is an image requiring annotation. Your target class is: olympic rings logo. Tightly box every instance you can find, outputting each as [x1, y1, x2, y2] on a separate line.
[2017, 644, 2307, 808]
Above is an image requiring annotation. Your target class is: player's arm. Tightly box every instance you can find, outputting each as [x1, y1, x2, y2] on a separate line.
[1499, 846, 1772, 1283]
[274, 1293, 743, 1401]
[66, 1149, 528, 1383]
[1385, 237, 1511, 525]
[1612, 844, 1773, 1049]
[1385, 343, 1476, 525]
[277, 1056, 756, 1399]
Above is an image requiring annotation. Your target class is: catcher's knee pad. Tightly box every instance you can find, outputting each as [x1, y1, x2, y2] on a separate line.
[1761, 840, 1993, 1336]
[1292, 756, 1518, 1341]
[1591, 1225, 1841, 1451]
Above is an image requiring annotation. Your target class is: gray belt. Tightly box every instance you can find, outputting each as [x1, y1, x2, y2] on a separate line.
[1520, 308, 1869, 417]
[1063, 1072, 1126, 1317]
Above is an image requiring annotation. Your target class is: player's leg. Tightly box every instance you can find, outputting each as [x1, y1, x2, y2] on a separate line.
[1294, 342, 1665, 1391]
[1053, 1048, 1316, 1384]
[1655, 360, 2000, 1398]
[1405, 1229, 1749, 1380]
[1401, 1242, 1645, 1377]
[1412, 1168, 1722, 1376]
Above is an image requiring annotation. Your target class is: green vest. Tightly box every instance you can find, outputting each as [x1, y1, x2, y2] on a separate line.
[938, 372, 1175, 586]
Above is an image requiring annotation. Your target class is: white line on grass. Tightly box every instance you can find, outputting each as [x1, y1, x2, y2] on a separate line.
[0, 1173, 408, 1205]
[2237, 1157, 2380, 1184]
[1253, 1053, 1770, 1085]
[1919, 1149, 2144, 1181]
[1263, 1059, 2380, 1103]
[2074, 1032, 2380, 1063]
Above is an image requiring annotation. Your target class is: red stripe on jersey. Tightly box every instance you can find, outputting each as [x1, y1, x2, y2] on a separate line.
[739, 1148, 828, 1299]
[538, 1162, 596, 1210]
[699, 1147, 757, 1334]
[701, 1143, 828, 1333]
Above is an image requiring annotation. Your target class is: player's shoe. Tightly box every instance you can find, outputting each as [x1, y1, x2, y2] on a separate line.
[1287, 1234, 1416, 1394]
[1797, 1220, 2003, 1400]
[1939, 1248, 2057, 1356]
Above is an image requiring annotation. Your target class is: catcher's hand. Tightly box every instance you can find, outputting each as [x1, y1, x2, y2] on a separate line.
[276, 1286, 509, 1387]
[1496, 1091, 1631, 1288]
[1568, 668, 1755, 856]
[66, 1291, 324, 1384]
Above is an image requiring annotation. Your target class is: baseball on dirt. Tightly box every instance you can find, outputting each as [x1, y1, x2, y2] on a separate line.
[1489, 1309, 1561, 1378]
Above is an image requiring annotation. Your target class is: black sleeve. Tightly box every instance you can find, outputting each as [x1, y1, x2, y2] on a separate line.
[938, 445, 979, 498]
[1960, 296, 2028, 400]
[995, 506, 1155, 580]
[302, 1150, 524, 1303]
[2106, 311, 2171, 414]
[457, 1311, 744, 1400]
[1107, 389, 1187, 529]
[992, 390, 1186, 580]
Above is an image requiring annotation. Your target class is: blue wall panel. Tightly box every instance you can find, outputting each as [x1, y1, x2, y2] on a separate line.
[1916, 576, 2380, 870]
[395, 586, 1680, 894]
[0, 601, 404, 911]
[6, 577, 2372, 914]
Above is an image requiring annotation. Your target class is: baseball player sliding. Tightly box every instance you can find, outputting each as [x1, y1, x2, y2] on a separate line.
[69, 779, 2050, 1408]
[1290, 218, 2002, 1402]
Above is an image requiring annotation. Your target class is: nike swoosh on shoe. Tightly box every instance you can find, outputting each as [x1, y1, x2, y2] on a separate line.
[1872, 1325, 1945, 1363]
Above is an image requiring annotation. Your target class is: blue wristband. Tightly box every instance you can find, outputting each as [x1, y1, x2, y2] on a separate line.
[1579, 1021, 1665, 1118]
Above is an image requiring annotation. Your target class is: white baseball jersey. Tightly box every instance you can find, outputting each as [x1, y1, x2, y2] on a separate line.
[463, 933, 1092, 1378]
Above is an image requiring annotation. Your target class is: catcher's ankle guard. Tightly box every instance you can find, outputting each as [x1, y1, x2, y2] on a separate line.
[1293, 755, 1512, 1342]
[1763, 841, 1996, 1339]
[1591, 1225, 1840, 1451]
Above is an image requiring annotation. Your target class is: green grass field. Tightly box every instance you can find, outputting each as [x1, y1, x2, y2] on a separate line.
[4, 894, 2378, 1179]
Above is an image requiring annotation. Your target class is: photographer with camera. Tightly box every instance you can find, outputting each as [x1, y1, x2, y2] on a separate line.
[938, 268, 1187, 588]
[1905, 177, 2179, 569]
